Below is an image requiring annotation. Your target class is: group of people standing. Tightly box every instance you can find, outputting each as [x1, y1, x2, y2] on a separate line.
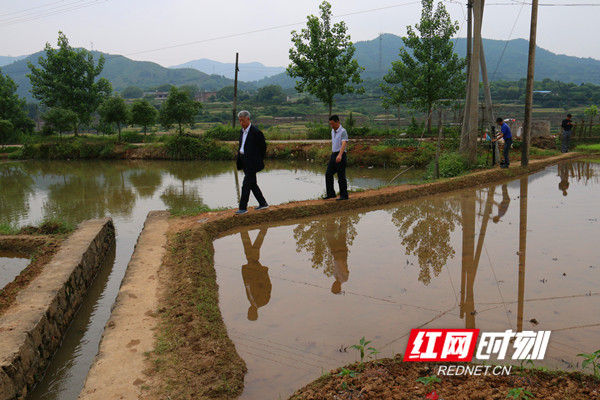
[235, 111, 349, 215]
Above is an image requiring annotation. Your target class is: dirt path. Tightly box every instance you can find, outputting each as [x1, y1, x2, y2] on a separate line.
[79, 211, 169, 400]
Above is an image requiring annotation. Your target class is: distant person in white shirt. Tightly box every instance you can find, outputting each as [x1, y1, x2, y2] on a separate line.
[323, 115, 349, 201]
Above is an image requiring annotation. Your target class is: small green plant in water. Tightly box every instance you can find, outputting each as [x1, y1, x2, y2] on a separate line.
[577, 349, 600, 378]
[416, 374, 441, 392]
[506, 387, 534, 399]
[350, 337, 380, 363]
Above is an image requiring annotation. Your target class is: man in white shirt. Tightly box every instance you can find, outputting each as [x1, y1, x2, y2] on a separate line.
[323, 115, 349, 201]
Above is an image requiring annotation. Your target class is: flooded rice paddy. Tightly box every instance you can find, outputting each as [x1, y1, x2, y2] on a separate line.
[0, 250, 29, 289]
[213, 161, 600, 399]
[0, 159, 408, 400]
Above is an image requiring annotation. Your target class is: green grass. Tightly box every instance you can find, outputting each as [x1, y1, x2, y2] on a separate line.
[575, 143, 600, 153]
[0, 223, 20, 235]
[168, 205, 227, 217]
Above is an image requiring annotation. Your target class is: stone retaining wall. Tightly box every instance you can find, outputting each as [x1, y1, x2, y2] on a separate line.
[0, 218, 115, 400]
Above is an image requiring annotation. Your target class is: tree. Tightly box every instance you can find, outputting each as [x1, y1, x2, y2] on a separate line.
[98, 95, 130, 141]
[0, 69, 34, 134]
[255, 85, 286, 104]
[158, 86, 202, 135]
[381, 0, 465, 134]
[42, 108, 79, 136]
[287, 1, 363, 116]
[121, 86, 144, 99]
[0, 119, 13, 146]
[130, 99, 158, 135]
[27, 31, 112, 134]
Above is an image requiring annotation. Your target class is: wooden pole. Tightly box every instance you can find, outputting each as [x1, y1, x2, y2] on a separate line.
[460, 0, 473, 153]
[522, 0, 538, 166]
[232, 52, 239, 128]
[467, 0, 482, 164]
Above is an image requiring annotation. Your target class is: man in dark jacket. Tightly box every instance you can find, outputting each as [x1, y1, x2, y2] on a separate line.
[561, 113, 574, 153]
[236, 110, 268, 214]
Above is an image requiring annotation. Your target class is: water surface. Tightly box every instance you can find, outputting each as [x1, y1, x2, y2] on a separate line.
[0, 159, 412, 400]
[0, 250, 30, 289]
[213, 161, 600, 399]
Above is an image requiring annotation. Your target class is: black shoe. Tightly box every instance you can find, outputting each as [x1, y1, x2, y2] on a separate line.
[235, 209, 248, 215]
[500, 165, 508, 169]
[322, 195, 336, 200]
[336, 197, 349, 201]
[255, 204, 269, 210]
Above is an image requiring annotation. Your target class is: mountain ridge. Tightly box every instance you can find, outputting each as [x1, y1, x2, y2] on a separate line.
[2, 34, 600, 102]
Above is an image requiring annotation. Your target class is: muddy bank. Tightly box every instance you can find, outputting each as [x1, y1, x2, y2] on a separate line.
[0, 236, 61, 316]
[146, 153, 584, 399]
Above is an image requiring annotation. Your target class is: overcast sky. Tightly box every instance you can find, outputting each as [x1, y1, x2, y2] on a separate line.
[1, 0, 600, 68]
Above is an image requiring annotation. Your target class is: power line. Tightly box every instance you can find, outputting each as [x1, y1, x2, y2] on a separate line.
[0, 0, 107, 27]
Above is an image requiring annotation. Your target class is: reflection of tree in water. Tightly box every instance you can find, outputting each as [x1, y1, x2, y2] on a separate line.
[43, 168, 136, 225]
[293, 214, 360, 277]
[567, 161, 599, 185]
[0, 164, 34, 226]
[388, 198, 461, 285]
[160, 185, 204, 212]
[127, 168, 163, 198]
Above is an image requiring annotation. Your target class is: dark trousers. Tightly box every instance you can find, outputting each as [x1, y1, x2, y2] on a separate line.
[561, 130, 571, 152]
[240, 169, 266, 210]
[503, 137, 512, 166]
[325, 152, 348, 198]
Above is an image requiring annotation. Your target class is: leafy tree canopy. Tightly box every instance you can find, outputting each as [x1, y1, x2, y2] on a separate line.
[381, 0, 465, 132]
[98, 95, 130, 140]
[27, 31, 112, 133]
[287, 1, 363, 115]
[158, 86, 202, 135]
[0, 69, 34, 133]
[42, 107, 78, 136]
[130, 99, 158, 134]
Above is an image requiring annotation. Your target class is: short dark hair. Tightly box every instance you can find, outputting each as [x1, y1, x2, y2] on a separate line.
[496, 117, 503, 123]
[328, 115, 340, 122]
[567, 113, 572, 118]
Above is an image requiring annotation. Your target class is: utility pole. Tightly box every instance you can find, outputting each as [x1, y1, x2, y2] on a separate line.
[460, 0, 473, 154]
[463, 0, 482, 164]
[522, 0, 539, 166]
[232, 52, 239, 128]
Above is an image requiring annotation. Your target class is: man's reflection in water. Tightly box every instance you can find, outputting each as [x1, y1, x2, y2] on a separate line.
[558, 163, 570, 196]
[493, 184, 511, 223]
[240, 229, 271, 321]
[326, 217, 349, 294]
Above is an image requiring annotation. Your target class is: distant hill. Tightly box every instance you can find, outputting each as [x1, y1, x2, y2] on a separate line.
[1, 51, 247, 101]
[259, 34, 600, 87]
[170, 58, 285, 82]
[0, 55, 28, 67]
[3, 34, 600, 102]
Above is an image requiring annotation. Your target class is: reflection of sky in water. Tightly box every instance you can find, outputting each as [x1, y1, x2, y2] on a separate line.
[0, 252, 30, 288]
[214, 161, 600, 400]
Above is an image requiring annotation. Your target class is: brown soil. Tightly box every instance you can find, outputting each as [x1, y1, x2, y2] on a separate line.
[530, 135, 558, 149]
[289, 357, 600, 400]
[145, 152, 600, 400]
[0, 235, 61, 315]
